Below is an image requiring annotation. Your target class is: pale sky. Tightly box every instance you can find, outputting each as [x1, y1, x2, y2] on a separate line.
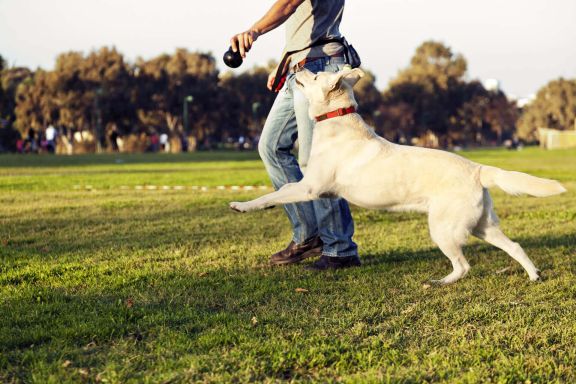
[1, 0, 575, 98]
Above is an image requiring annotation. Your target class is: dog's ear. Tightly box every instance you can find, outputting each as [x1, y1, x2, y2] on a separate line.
[342, 68, 364, 87]
[328, 68, 365, 92]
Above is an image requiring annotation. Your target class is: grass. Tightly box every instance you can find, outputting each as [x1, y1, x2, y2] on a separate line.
[0, 147, 575, 383]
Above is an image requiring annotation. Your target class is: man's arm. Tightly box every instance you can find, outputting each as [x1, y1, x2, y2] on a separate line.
[230, 0, 305, 58]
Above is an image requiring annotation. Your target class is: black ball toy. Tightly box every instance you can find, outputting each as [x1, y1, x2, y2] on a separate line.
[223, 47, 243, 68]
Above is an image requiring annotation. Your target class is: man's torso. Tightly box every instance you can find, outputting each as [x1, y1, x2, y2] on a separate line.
[285, 0, 345, 65]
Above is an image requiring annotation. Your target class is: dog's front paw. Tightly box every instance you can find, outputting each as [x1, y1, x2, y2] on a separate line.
[529, 269, 542, 282]
[229, 201, 251, 213]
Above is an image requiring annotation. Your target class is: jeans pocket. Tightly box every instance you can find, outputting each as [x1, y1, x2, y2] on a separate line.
[285, 73, 296, 93]
[302, 60, 325, 74]
[301, 58, 345, 75]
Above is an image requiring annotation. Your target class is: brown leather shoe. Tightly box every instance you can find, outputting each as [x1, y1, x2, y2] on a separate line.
[270, 236, 323, 265]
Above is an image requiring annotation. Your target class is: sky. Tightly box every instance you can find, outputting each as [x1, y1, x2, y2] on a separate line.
[1, 0, 575, 99]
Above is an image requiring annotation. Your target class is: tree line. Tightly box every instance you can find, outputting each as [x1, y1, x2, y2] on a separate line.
[0, 41, 575, 153]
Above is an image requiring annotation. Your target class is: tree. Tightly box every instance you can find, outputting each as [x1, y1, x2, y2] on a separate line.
[352, 69, 382, 126]
[218, 61, 277, 144]
[13, 48, 135, 150]
[0, 56, 35, 151]
[1, 65, 32, 123]
[14, 69, 56, 134]
[385, 41, 468, 140]
[50, 51, 94, 135]
[382, 41, 517, 146]
[134, 49, 220, 145]
[0, 56, 28, 151]
[518, 78, 576, 141]
[449, 81, 518, 145]
[391, 41, 467, 90]
[82, 47, 135, 145]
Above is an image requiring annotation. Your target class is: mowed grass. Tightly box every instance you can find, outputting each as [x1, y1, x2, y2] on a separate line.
[0, 148, 575, 383]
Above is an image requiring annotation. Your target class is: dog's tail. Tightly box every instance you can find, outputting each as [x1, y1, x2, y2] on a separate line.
[479, 166, 566, 197]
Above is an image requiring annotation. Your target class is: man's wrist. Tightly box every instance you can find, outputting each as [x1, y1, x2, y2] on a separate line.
[250, 25, 262, 36]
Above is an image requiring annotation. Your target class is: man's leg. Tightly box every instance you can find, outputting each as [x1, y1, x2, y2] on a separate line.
[293, 66, 358, 263]
[258, 80, 322, 263]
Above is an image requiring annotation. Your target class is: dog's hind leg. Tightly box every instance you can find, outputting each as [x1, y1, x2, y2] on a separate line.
[230, 182, 320, 212]
[428, 208, 472, 285]
[429, 233, 471, 285]
[472, 197, 540, 281]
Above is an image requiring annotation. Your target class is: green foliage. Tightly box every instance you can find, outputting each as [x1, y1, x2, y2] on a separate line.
[0, 149, 575, 382]
[379, 41, 518, 146]
[0, 42, 569, 151]
[393, 40, 468, 91]
[14, 48, 135, 140]
[1, 67, 32, 122]
[219, 61, 277, 140]
[518, 78, 576, 141]
[0, 66, 33, 151]
[7, 48, 275, 151]
[14, 69, 57, 132]
[352, 69, 382, 126]
[134, 49, 220, 141]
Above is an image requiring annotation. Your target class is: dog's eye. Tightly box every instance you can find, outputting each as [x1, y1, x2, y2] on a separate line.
[313, 75, 318, 81]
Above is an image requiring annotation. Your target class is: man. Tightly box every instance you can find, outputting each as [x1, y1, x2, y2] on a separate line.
[45, 124, 57, 154]
[230, 0, 360, 270]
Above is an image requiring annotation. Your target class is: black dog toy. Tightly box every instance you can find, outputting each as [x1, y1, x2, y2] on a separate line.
[223, 47, 243, 68]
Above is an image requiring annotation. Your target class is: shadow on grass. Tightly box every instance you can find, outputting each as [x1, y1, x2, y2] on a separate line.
[3, 199, 575, 272]
[1, 227, 575, 381]
[358, 232, 576, 266]
[1, 204, 250, 259]
[0, 257, 391, 381]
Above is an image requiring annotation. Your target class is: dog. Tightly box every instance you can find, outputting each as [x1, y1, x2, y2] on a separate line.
[230, 67, 566, 284]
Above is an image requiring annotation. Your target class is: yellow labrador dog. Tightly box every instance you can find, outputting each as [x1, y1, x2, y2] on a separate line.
[230, 68, 566, 284]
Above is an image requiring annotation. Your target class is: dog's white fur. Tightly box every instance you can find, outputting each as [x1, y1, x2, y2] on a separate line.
[230, 68, 566, 284]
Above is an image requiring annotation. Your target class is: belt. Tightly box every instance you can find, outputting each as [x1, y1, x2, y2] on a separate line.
[292, 53, 345, 72]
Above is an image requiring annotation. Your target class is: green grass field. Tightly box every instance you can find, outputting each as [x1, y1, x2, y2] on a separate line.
[1, 148, 575, 383]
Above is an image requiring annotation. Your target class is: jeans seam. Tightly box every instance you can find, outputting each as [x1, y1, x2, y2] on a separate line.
[263, 91, 314, 244]
[322, 251, 358, 258]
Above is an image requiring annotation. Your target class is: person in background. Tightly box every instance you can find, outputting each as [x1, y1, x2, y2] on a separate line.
[26, 128, 37, 153]
[45, 124, 57, 154]
[109, 127, 120, 152]
[16, 137, 24, 153]
[160, 132, 169, 152]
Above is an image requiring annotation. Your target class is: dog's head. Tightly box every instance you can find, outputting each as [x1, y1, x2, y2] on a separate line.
[294, 67, 364, 110]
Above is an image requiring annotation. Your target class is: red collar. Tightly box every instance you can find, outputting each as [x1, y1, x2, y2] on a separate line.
[315, 106, 356, 122]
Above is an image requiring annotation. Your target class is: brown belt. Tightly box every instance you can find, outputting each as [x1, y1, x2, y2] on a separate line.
[292, 53, 345, 72]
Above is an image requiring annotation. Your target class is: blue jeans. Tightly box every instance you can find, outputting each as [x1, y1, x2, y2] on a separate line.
[258, 57, 358, 257]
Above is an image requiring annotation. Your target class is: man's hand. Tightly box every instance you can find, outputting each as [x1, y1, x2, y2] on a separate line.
[267, 72, 276, 91]
[230, 29, 261, 58]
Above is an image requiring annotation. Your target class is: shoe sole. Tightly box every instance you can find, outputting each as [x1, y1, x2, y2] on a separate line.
[269, 247, 322, 266]
[304, 257, 362, 271]
[305, 262, 361, 271]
